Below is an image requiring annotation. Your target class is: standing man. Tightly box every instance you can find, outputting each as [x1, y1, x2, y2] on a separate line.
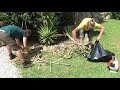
[0, 25, 32, 68]
[72, 18, 104, 48]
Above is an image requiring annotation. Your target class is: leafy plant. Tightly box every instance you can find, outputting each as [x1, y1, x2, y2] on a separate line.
[38, 23, 57, 45]
[110, 12, 120, 20]
[0, 12, 76, 40]
[65, 25, 73, 36]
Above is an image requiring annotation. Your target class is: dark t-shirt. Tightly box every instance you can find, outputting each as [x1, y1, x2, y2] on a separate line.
[0, 25, 27, 39]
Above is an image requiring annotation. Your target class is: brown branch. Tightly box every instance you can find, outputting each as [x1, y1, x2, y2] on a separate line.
[65, 32, 82, 46]
[52, 34, 67, 37]
[65, 32, 91, 46]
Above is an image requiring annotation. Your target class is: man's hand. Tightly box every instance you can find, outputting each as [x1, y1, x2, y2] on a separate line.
[96, 36, 100, 41]
[19, 46, 24, 52]
[23, 46, 30, 52]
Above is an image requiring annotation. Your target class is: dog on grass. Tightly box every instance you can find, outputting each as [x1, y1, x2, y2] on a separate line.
[107, 56, 120, 72]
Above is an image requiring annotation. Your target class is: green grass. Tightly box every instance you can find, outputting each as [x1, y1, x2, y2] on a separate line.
[18, 19, 120, 78]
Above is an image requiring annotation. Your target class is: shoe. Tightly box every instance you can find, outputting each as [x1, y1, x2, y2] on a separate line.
[22, 61, 33, 68]
[9, 53, 16, 60]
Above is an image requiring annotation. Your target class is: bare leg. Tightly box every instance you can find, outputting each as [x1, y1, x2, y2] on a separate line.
[15, 49, 25, 63]
[89, 41, 93, 49]
[80, 37, 84, 52]
[6, 45, 17, 60]
[14, 49, 32, 68]
[80, 37, 84, 46]
[6, 45, 12, 55]
[88, 37, 93, 49]
[88, 29, 94, 49]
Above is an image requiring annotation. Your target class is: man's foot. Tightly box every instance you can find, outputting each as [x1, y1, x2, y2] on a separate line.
[9, 53, 16, 60]
[22, 61, 33, 68]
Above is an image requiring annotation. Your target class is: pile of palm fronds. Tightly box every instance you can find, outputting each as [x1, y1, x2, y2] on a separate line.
[65, 32, 91, 58]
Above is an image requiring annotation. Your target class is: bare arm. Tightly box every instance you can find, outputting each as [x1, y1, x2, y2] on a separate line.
[96, 25, 104, 41]
[23, 37, 30, 53]
[72, 27, 79, 47]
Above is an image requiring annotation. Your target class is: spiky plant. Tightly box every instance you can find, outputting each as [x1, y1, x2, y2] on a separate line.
[38, 23, 57, 45]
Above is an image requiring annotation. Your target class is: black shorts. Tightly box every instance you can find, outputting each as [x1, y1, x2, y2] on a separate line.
[79, 29, 94, 41]
[0, 31, 19, 51]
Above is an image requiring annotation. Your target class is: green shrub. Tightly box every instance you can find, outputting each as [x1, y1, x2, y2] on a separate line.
[38, 23, 57, 45]
[110, 12, 120, 20]
[0, 12, 75, 41]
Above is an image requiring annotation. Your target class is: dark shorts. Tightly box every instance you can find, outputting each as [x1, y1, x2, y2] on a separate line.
[0, 31, 19, 51]
[79, 29, 94, 41]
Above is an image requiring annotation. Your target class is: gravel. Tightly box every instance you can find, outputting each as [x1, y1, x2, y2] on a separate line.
[0, 46, 22, 78]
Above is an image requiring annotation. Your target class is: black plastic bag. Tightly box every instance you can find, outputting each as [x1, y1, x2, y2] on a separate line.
[87, 41, 115, 62]
[98, 50, 115, 62]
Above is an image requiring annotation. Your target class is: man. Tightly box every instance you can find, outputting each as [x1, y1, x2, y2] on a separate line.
[72, 18, 104, 48]
[0, 25, 32, 68]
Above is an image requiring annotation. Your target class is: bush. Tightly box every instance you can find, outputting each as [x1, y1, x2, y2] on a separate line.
[0, 12, 75, 42]
[110, 12, 120, 20]
[38, 23, 57, 45]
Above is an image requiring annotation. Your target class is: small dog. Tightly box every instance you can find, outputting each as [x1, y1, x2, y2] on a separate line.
[107, 56, 120, 72]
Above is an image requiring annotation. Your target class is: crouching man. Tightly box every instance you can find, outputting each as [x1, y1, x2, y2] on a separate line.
[0, 25, 32, 68]
[72, 18, 104, 48]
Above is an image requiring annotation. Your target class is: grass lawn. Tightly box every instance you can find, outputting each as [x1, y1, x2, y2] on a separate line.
[17, 19, 120, 78]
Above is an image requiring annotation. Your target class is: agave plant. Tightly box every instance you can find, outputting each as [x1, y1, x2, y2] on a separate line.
[38, 23, 57, 45]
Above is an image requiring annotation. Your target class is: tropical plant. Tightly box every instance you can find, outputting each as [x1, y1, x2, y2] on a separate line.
[38, 23, 57, 45]
[0, 12, 76, 41]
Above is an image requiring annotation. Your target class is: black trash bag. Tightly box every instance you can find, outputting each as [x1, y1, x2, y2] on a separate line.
[98, 50, 115, 62]
[87, 41, 115, 62]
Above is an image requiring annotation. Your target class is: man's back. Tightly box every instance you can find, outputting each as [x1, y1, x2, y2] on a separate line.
[0, 25, 27, 39]
[77, 18, 101, 31]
